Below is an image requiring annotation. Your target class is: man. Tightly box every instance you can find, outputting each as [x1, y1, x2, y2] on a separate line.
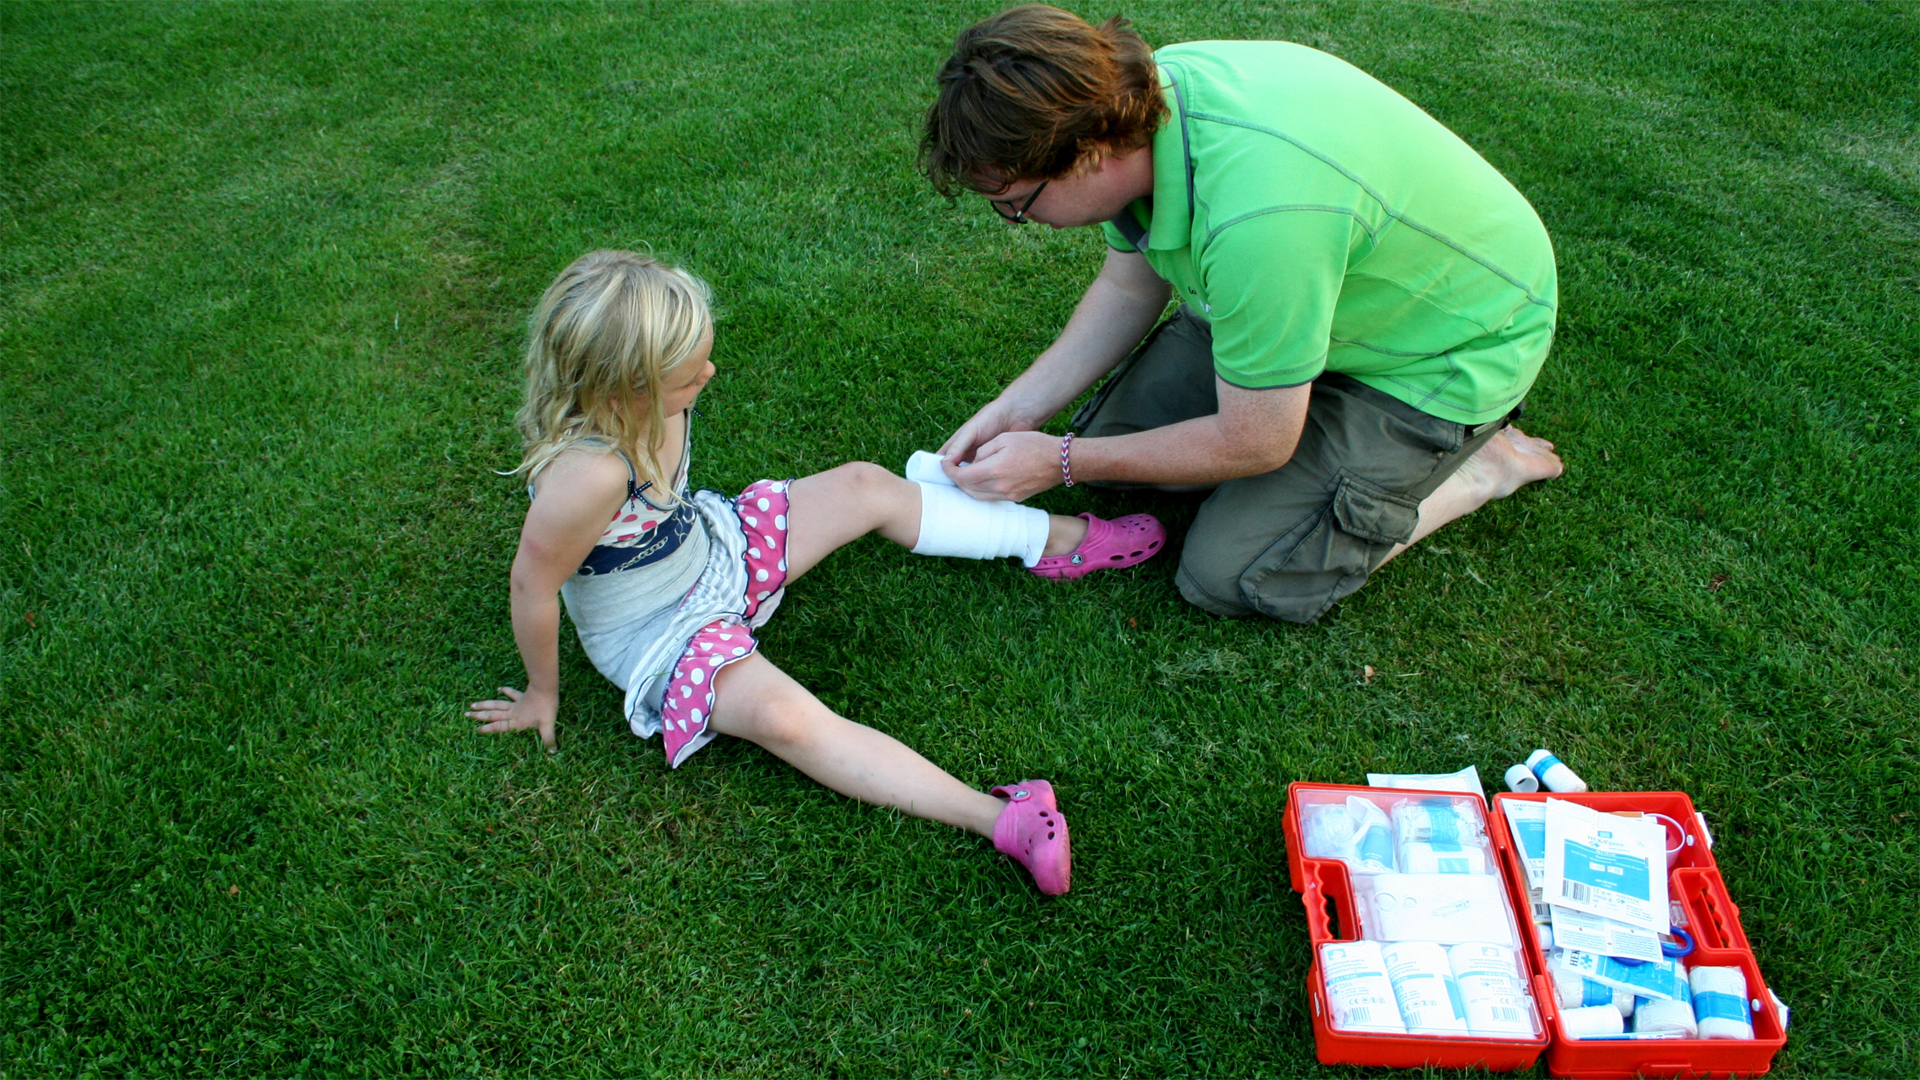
[922, 5, 1564, 623]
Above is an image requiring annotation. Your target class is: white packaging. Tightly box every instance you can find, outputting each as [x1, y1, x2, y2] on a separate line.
[1367, 765, 1487, 803]
[1367, 873, 1516, 946]
[1396, 839, 1489, 875]
[1499, 799, 1549, 889]
[1298, 797, 1394, 874]
[1527, 749, 1588, 793]
[1381, 941, 1469, 1035]
[1390, 797, 1488, 846]
[1691, 966, 1755, 1040]
[1320, 940, 1407, 1034]
[1548, 905, 1664, 963]
[1562, 1004, 1626, 1039]
[1449, 943, 1538, 1038]
[1557, 949, 1688, 1001]
[1300, 802, 1358, 860]
[1350, 797, 1395, 874]
[1544, 799, 1669, 932]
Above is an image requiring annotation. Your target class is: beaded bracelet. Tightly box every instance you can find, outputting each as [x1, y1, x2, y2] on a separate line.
[1060, 432, 1076, 488]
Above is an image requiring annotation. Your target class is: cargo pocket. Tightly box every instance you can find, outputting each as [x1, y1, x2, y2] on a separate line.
[1330, 472, 1421, 547]
[1237, 472, 1422, 624]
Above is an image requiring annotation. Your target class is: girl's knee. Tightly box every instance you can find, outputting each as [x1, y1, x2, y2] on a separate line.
[718, 673, 827, 750]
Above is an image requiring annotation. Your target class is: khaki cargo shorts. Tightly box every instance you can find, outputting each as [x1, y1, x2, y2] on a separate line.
[1072, 306, 1517, 624]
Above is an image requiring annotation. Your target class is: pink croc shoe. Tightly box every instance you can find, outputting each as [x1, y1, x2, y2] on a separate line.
[1029, 512, 1166, 581]
[991, 780, 1071, 895]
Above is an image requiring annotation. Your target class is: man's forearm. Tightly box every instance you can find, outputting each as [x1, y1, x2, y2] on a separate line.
[999, 252, 1171, 425]
[1069, 414, 1294, 487]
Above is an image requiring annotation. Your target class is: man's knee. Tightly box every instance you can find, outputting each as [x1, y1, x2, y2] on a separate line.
[1175, 558, 1339, 625]
[1176, 515, 1377, 626]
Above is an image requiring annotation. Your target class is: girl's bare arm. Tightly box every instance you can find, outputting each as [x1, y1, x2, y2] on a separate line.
[468, 451, 629, 750]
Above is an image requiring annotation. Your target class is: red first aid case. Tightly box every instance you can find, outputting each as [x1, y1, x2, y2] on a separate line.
[1283, 783, 1787, 1077]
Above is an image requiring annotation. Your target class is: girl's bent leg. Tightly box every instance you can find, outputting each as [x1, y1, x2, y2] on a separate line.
[707, 653, 1004, 837]
[780, 462, 1089, 583]
[781, 463, 922, 583]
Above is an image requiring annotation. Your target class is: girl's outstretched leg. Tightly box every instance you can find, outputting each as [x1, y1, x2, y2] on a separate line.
[708, 652, 1005, 836]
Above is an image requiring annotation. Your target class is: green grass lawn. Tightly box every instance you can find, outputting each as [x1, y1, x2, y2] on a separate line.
[3, 1, 1916, 1074]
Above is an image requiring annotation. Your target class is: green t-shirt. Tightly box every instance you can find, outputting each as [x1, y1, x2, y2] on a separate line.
[1102, 41, 1557, 425]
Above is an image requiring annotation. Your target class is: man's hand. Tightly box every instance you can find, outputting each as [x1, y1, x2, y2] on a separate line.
[939, 397, 1035, 466]
[947, 430, 1062, 502]
[469, 686, 559, 753]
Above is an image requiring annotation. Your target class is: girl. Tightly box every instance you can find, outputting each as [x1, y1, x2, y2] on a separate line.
[467, 250, 1166, 895]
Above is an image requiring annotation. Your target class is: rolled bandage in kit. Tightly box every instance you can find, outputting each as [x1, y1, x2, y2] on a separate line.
[1396, 838, 1488, 875]
[1381, 941, 1469, 1035]
[1634, 993, 1698, 1038]
[1691, 966, 1755, 1040]
[1504, 763, 1540, 793]
[1320, 941, 1407, 1034]
[1537, 921, 1555, 951]
[1551, 962, 1634, 1017]
[1526, 749, 1587, 793]
[1390, 797, 1486, 846]
[1562, 1004, 1626, 1039]
[1449, 943, 1537, 1037]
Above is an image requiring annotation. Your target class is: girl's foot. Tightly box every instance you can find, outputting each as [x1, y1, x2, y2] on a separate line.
[991, 780, 1071, 895]
[1029, 512, 1165, 580]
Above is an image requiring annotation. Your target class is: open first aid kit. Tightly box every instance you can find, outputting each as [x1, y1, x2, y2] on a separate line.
[1283, 784, 1549, 1071]
[1284, 783, 1786, 1076]
[1491, 791, 1786, 1078]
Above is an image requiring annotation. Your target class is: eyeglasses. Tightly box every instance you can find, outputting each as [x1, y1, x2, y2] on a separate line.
[988, 180, 1049, 224]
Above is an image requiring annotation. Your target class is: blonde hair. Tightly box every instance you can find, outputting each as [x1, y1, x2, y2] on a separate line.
[514, 250, 713, 498]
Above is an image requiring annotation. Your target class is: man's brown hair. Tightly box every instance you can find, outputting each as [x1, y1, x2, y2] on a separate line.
[920, 5, 1166, 196]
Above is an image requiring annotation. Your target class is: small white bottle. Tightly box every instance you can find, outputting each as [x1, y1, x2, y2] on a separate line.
[1527, 749, 1589, 793]
[1504, 763, 1540, 793]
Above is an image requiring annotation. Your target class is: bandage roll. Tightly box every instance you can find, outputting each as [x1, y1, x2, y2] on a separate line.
[1634, 995, 1698, 1038]
[1504, 763, 1540, 793]
[1562, 1004, 1626, 1039]
[1449, 943, 1537, 1037]
[1390, 798, 1487, 846]
[1381, 941, 1469, 1035]
[1396, 839, 1489, 875]
[1320, 941, 1407, 1034]
[1526, 748, 1588, 793]
[1550, 964, 1634, 1017]
[1537, 922, 1555, 951]
[1690, 966, 1754, 1040]
[904, 450, 957, 487]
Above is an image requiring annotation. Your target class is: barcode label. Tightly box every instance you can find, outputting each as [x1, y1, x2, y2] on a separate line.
[1492, 1006, 1522, 1022]
[1347, 1007, 1373, 1022]
[1561, 880, 1592, 903]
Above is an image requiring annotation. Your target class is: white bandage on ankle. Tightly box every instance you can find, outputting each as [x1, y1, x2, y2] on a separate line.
[910, 481, 1051, 567]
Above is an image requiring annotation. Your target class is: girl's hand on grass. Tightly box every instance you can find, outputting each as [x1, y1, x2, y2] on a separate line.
[469, 686, 558, 753]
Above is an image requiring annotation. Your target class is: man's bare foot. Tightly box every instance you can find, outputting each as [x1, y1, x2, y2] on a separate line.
[1043, 513, 1090, 557]
[1456, 426, 1565, 502]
